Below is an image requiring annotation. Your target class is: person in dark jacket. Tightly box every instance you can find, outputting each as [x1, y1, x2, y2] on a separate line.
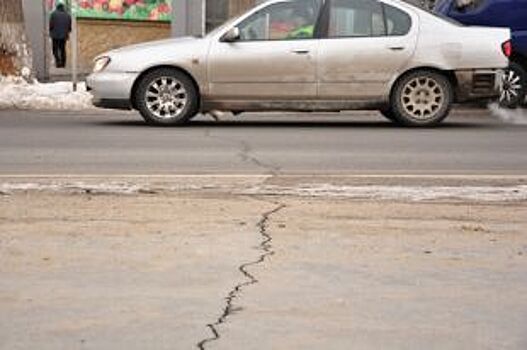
[49, 3, 72, 68]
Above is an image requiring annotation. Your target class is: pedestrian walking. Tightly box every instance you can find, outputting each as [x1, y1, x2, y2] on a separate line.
[49, 3, 72, 68]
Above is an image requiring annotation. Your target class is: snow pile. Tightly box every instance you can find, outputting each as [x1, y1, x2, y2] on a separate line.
[241, 184, 527, 202]
[0, 182, 146, 195]
[0, 75, 93, 110]
[1, 181, 527, 202]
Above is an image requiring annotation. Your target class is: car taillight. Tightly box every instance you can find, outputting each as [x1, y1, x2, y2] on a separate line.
[502, 40, 512, 58]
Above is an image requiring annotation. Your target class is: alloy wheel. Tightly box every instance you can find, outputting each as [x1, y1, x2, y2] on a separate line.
[500, 68, 524, 105]
[145, 76, 188, 120]
[400, 76, 445, 121]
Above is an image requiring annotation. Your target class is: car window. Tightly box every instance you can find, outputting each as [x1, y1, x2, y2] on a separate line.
[238, 0, 321, 41]
[383, 4, 411, 36]
[328, 0, 386, 38]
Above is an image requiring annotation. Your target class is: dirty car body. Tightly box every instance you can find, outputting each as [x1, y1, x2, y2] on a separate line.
[87, 0, 510, 126]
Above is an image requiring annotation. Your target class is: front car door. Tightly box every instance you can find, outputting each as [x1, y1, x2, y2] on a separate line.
[207, 0, 322, 109]
[317, 0, 418, 103]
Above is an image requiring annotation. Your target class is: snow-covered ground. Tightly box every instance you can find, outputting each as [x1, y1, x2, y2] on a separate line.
[0, 76, 93, 110]
[1, 181, 527, 202]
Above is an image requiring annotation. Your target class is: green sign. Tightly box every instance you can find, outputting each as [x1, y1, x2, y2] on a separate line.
[47, 0, 172, 22]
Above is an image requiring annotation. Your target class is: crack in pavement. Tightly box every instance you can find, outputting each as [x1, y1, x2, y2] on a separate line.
[238, 139, 281, 176]
[196, 201, 286, 350]
[203, 128, 281, 176]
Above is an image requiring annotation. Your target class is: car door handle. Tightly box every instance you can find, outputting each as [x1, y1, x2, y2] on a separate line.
[291, 49, 310, 55]
[388, 46, 405, 51]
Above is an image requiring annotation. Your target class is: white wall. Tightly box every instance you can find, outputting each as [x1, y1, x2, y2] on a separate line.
[22, 0, 48, 81]
[172, 0, 205, 37]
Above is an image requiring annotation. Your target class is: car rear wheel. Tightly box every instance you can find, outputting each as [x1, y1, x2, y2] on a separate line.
[499, 62, 526, 108]
[391, 70, 453, 127]
[135, 68, 199, 126]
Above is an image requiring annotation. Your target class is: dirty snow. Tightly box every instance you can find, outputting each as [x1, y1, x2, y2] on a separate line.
[0, 182, 147, 195]
[0, 182, 229, 196]
[1, 181, 527, 202]
[241, 184, 527, 202]
[0, 75, 93, 110]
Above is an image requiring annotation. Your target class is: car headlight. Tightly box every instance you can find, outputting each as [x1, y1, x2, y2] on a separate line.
[93, 56, 111, 73]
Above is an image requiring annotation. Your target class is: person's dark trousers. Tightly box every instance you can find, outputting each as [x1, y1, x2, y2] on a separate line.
[52, 39, 67, 68]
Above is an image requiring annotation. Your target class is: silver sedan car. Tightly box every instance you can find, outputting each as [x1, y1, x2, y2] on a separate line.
[87, 0, 510, 127]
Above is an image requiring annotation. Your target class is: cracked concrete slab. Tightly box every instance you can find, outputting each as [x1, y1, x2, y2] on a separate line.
[1, 185, 526, 350]
[215, 200, 527, 350]
[0, 192, 272, 350]
[197, 201, 285, 349]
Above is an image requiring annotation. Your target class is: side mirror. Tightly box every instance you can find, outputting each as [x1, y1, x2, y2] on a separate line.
[222, 27, 240, 43]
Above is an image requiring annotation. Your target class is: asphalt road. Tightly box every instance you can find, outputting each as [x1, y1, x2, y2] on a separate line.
[0, 108, 526, 175]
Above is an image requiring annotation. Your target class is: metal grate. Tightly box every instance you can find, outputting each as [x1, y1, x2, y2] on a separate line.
[473, 73, 496, 93]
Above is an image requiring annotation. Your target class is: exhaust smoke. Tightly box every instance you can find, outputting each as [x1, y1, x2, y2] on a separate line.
[488, 103, 527, 125]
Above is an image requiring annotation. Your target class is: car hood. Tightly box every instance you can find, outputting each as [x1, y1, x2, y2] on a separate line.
[103, 36, 210, 73]
[108, 36, 199, 55]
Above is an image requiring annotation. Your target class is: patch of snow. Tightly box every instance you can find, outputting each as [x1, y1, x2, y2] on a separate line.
[241, 184, 527, 202]
[0, 182, 144, 195]
[0, 182, 228, 195]
[0, 75, 93, 111]
[2, 181, 527, 202]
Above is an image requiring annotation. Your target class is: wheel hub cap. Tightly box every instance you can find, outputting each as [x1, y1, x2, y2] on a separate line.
[145, 77, 188, 120]
[401, 77, 444, 120]
[500, 69, 522, 104]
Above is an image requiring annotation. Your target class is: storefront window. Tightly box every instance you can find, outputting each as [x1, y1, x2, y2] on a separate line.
[46, 0, 172, 22]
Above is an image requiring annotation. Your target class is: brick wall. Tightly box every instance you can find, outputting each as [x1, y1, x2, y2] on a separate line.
[76, 19, 170, 72]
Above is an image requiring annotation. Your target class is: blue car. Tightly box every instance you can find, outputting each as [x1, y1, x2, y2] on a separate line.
[435, 0, 527, 107]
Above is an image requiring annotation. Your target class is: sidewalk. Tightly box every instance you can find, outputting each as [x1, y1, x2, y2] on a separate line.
[1, 180, 526, 350]
[47, 65, 89, 83]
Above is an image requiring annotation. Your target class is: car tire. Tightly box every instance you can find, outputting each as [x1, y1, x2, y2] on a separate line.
[499, 62, 527, 109]
[135, 68, 199, 126]
[391, 70, 453, 127]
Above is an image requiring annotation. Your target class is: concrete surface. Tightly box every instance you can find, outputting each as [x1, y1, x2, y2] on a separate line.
[0, 191, 271, 349]
[1, 184, 526, 350]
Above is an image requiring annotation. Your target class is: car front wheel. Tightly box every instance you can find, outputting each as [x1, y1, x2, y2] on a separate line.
[135, 68, 199, 126]
[391, 70, 453, 127]
[499, 62, 527, 108]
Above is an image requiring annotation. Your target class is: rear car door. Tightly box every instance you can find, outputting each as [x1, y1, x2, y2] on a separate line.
[208, 0, 322, 102]
[317, 0, 417, 101]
